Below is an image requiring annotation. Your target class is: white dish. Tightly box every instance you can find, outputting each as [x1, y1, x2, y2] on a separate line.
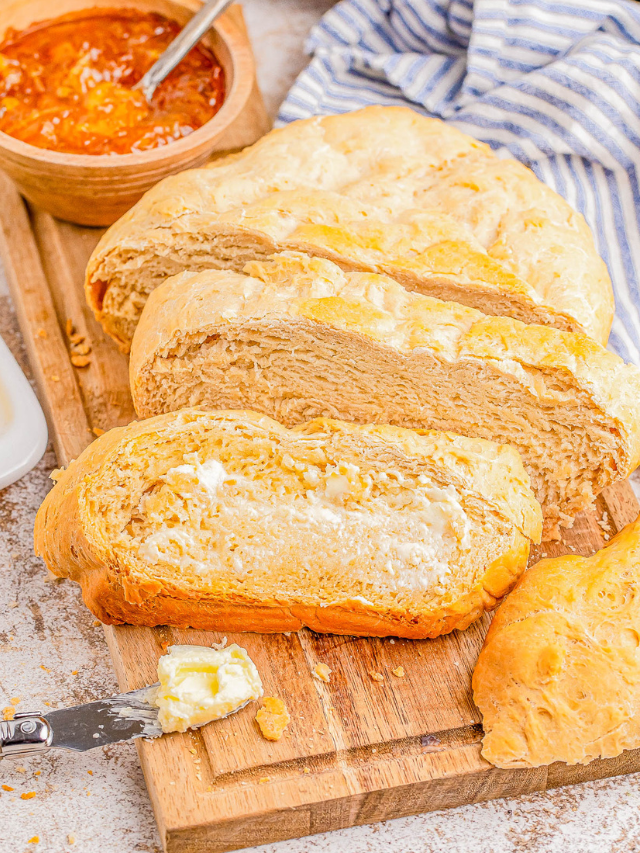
[0, 334, 48, 490]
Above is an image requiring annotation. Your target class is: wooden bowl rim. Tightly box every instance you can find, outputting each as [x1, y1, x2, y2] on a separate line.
[0, 1, 254, 168]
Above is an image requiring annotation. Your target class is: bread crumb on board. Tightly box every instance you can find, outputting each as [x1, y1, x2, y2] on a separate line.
[598, 510, 611, 530]
[369, 671, 384, 682]
[598, 511, 613, 540]
[256, 697, 290, 741]
[392, 666, 405, 678]
[66, 319, 92, 367]
[312, 663, 332, 683]
[71, 354, 91, 368]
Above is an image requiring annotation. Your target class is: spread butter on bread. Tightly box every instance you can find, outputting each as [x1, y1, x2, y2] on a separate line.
[34, 409, 541, 638]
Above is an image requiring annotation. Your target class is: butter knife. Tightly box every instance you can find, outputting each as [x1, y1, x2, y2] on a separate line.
[0, 686, 163, 758]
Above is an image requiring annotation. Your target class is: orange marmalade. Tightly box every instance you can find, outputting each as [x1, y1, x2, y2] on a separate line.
[0, 9, 225, 156]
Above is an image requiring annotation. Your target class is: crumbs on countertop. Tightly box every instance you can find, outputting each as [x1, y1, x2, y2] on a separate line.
[369, 671, 384, 682]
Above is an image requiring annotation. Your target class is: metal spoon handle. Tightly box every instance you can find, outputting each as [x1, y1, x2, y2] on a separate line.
[136, 0, 234, 101]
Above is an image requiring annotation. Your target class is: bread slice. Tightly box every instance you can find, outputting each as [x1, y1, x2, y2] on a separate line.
[129, 253, 640, 540]
[85, 106, 613, 351]
[34, 409, 541, 638]
[473, 515, 640, 767]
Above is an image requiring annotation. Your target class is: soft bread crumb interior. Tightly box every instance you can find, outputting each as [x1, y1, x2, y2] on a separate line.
[96, 235, 272, 346]
[93, 420, 517, 614]
[138, 325, 622, 537]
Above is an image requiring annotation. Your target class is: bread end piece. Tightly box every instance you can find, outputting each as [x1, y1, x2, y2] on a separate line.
[473, 515, 640, 768]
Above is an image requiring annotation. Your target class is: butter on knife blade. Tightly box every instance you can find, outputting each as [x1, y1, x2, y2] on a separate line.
[0, 642, 262, 758]
[147, 643, 263, 733]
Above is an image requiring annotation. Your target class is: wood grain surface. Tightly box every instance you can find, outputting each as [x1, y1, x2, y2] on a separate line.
[1, 25, 639, 849]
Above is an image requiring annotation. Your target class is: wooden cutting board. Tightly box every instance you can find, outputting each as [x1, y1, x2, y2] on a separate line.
[2, 18, 640, 848]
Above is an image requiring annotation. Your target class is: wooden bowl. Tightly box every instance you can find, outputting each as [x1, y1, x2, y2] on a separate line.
[0, 0, 255, 225]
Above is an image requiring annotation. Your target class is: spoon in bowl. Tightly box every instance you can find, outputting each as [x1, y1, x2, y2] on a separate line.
[135, 0, 234, 102]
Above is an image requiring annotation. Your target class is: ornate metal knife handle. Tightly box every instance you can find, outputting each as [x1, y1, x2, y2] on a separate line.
[0, 712, 52, 758]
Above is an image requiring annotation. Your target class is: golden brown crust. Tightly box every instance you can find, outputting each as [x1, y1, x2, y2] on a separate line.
[44, 526, 531, 639]
[86, 106, 614, 350]
[34, 408, 541, 638]
[473, 515, 640, 768]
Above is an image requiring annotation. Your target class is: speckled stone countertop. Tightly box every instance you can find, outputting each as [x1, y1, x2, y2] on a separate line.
[1, 2, 640, 851]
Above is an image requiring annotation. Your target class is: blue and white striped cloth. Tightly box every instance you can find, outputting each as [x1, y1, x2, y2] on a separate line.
[278, 0, 640, 364]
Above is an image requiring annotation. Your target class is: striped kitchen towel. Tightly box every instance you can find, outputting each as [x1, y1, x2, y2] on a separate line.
[278, 0, 640, 364]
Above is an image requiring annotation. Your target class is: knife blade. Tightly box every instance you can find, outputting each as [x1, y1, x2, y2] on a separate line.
[0, 684, 164, 757]
[47, 684, 164, 750]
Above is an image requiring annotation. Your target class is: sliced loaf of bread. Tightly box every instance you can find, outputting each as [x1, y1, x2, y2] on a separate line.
[130, 253, 640, 540]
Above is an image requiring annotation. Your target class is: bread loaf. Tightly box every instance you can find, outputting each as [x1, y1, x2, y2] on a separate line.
[473, 515, 640, 768]
[85, 106, 613, 351]
[129, 252, 640, 540]
[33, 409, 541, 638]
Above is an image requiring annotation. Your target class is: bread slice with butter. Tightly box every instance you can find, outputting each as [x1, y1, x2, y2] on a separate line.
[85, 106, 613, 352]
[33, 409, 541, 638]
[129, 253, 640, 540]
[473, 515, 640, 768]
